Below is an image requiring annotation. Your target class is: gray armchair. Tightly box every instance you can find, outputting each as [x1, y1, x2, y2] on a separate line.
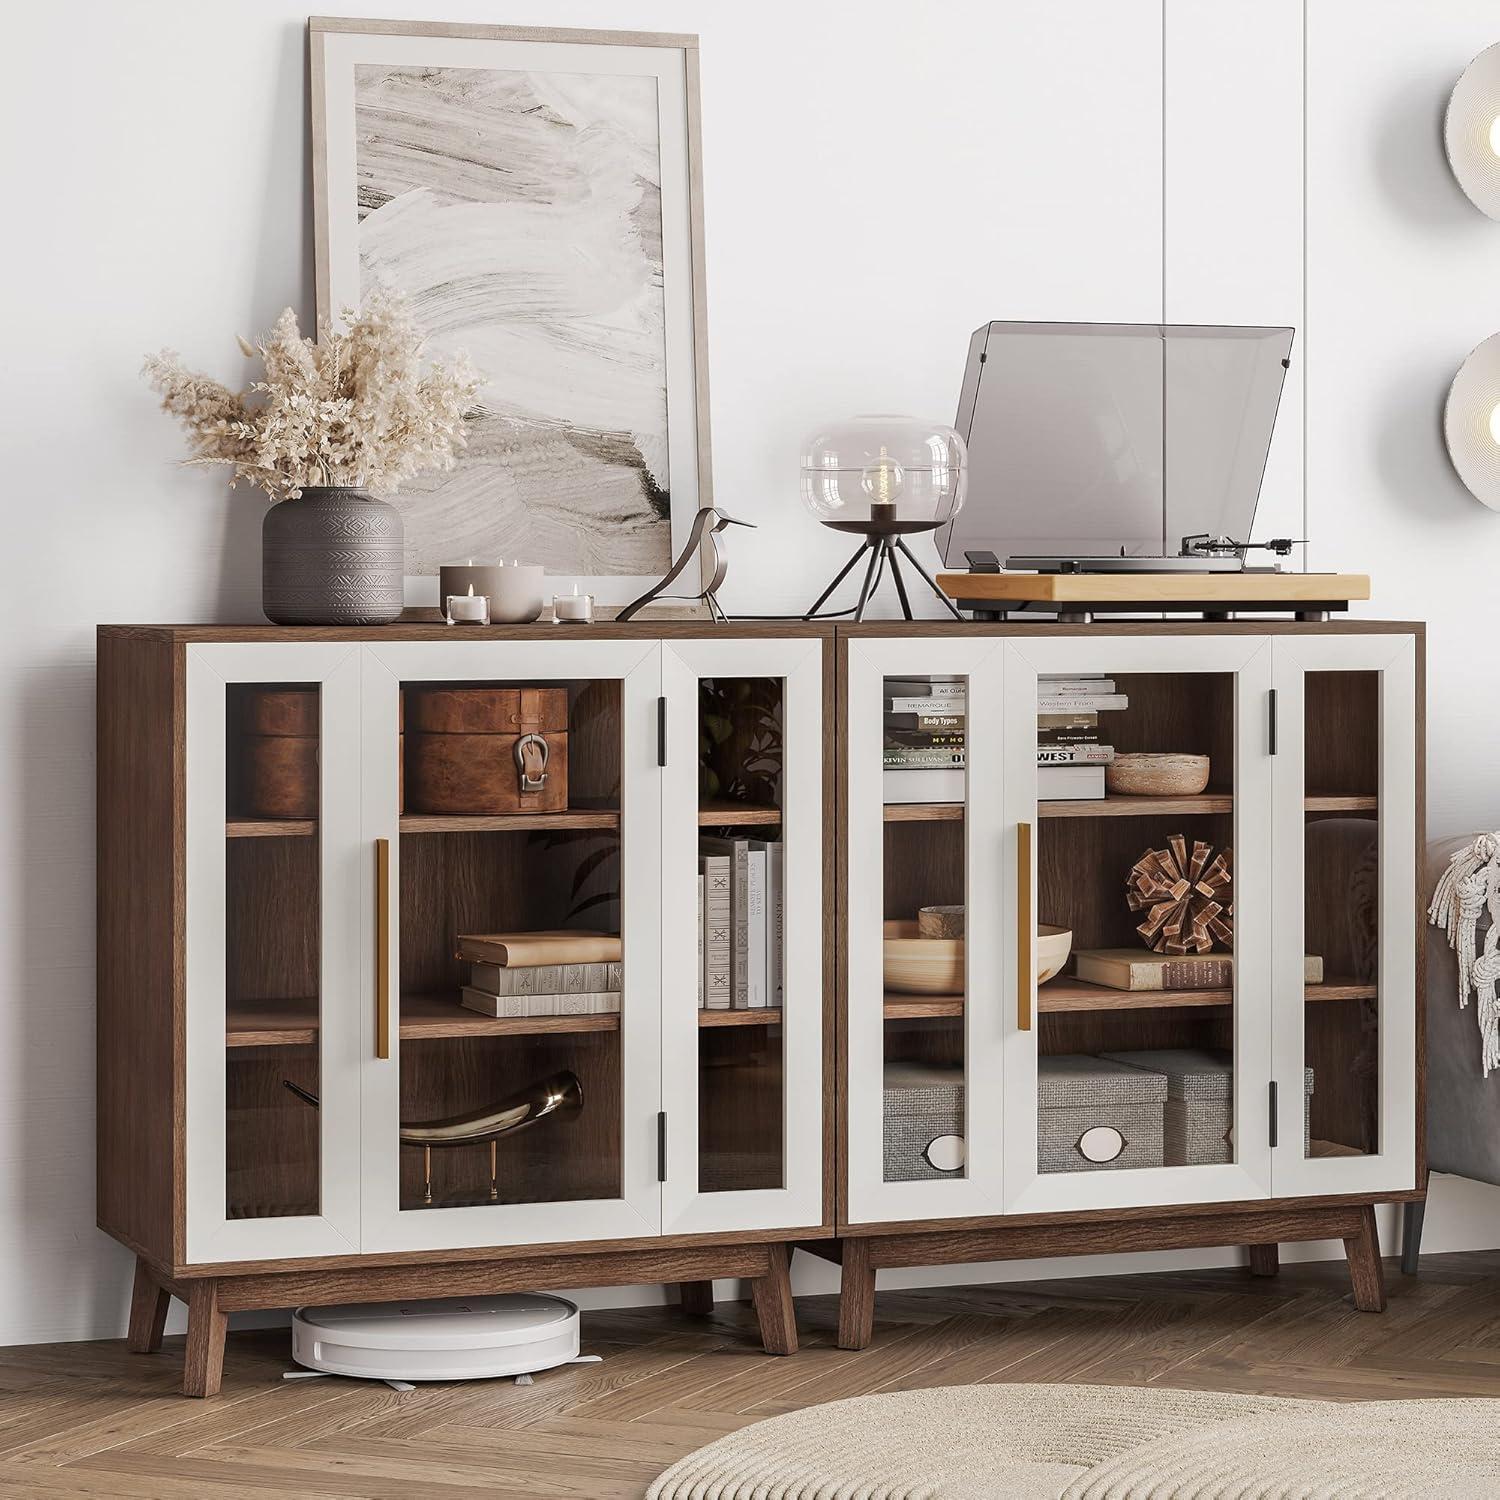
[1402, 835, 1500, 1272]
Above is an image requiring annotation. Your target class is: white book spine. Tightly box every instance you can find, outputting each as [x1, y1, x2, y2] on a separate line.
[746, 849, 767, 1008]
[697, 872, 704, 1009]
[769, 842, 784, 1007]
[701, 855, 732, 1009]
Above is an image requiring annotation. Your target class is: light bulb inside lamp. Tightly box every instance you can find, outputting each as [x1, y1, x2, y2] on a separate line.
[1489, 401, 1500, 445]
[860, 449, 905, 528]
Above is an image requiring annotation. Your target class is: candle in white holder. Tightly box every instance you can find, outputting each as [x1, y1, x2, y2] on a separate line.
[552, 586, 594, 623]
[445, 584, 489, 624]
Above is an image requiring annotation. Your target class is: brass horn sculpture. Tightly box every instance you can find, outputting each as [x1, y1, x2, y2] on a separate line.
[283, 1069, 582, 1206]
[282, 1070, 583, 1147]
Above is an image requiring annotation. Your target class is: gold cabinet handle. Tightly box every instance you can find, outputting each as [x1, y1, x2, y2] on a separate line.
[375, 837, 392, 1060]
[1017, 821, 1033, 1032]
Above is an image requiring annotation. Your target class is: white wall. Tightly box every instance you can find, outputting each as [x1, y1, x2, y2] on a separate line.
[0, 0, 1496, 1347]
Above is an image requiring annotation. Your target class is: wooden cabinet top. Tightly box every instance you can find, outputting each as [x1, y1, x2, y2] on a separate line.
[97, 618, 1423, 644]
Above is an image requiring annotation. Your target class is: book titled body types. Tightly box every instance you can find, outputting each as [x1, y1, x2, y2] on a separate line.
[700, 853, 732, 1009]
[461, 988, 621, 1018]
[467, 960, 622, 997]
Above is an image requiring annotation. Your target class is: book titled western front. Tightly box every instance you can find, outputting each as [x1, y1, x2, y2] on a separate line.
[455, 930, 622, 966]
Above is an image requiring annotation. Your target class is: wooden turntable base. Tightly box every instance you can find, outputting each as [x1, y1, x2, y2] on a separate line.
[937, 571, 1371, 622]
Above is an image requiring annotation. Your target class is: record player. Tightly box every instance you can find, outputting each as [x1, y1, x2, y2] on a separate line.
[934, 321, 1368, 621]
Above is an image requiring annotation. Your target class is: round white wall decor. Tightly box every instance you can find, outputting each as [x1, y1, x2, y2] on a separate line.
[292, 1293, 580, 1383]
[1445, 333, 1500, 509]
[1446, 42, 1500, 218]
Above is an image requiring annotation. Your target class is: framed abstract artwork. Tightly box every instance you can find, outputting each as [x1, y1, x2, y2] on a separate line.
[310, 18, 713, 605]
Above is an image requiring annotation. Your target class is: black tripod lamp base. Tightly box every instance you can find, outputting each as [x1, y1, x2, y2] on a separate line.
[802, 534, 963, 623]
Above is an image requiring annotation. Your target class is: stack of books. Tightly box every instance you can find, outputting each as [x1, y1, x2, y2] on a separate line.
[1037, 675, 1126, 801]
[883, 676, 965, 804]
[698, 836, 783, 1009]
[456, 930, 623, 1017]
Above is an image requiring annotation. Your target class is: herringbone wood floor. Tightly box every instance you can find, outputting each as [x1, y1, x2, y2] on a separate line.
[3, 1249, 1499, 1498]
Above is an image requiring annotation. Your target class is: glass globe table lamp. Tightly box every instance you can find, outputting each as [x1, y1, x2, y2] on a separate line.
[800, 415, 966, 620]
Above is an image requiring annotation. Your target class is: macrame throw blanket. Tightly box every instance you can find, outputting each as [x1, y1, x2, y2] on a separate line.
[1429, 832, 1500, 1077]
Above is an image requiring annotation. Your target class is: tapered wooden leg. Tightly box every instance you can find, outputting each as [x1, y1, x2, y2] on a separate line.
[127, 1258, 170, 1354]
[183, 1280, 227, 1398]
[1247, 1242, 1279, 1278]
[749, 1244, 797, 1356]
[679, 1280, 715, 1316]
[836, 1237, 876, 1351]
[1343, 1205, 1387, 1312]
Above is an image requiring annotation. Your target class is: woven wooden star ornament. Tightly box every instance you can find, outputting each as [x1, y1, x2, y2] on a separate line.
[1126, 835, 1234, 954]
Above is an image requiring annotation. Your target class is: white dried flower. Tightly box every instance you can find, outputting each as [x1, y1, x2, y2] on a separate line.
[143, 288, 484, 501]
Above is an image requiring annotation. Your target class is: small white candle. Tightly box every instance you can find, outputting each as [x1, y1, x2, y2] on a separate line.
[446, 583, 489, 625]
[552, 586, 594, 623]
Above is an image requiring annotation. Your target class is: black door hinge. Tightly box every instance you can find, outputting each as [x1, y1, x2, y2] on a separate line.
[657, 697, 668, 767]
[1267, 689, 1278, 756]
[1268, 1080, 1279, 1148]
[657, 1111, 667, 1181]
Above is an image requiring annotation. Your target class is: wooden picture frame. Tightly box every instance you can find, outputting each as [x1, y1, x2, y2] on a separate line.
[310, 17, 714, 607]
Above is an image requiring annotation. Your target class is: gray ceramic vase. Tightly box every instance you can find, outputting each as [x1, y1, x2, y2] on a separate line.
[262, 486, 404, 625]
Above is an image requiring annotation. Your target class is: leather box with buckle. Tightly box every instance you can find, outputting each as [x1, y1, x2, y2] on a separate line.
[405, 686, 569, 815]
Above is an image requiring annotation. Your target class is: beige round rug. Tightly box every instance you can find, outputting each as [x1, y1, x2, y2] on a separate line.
[646, 1383, 1500, 1499]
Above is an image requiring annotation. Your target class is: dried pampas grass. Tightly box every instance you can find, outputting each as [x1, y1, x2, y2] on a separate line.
[143, 288, 483, 501]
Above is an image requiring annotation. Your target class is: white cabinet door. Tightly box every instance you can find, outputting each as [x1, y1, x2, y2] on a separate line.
[1269, 634, 1418, 1197]
[1001, 635, 1274, 1215]
[844, 636, 1009, 1226]
[184, 644, 364, 1264]
[358, 640, 662, 1253]
[660, 637, 825, 1234]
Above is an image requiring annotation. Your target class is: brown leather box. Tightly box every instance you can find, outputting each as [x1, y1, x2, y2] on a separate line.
[237, 687, 319, 819]
[405, 686, 569, 815]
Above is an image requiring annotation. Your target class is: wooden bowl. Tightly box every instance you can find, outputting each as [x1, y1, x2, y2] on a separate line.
[1105, 752, 1210, 797]
[883, 920, 963, 994]
[883, 920, 1074, 992]
[1036, 924, 1073, 984]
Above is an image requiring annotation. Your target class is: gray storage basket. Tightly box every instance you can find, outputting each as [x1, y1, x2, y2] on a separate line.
[1037, 1055, 1166, 1174]
[883, 1062, 965, 1182]
[1102, 1049, 1315, 1164]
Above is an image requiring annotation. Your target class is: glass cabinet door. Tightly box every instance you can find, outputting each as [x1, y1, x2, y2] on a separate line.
[844, 636, 1008, 1226]
[659, 637, 826, 1234]
[1002, 636, 1274, 1215]
[1270, 634, 1417, 1197]
[184, 643, 363, 1264]
[359, 640, 662, 1253]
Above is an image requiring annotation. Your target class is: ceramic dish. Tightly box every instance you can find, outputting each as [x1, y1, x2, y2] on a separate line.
[883, 920, 1074, 993]
[1105, 752, 1210, 797]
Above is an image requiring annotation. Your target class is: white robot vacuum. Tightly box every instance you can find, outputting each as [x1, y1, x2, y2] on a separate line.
[290, 1293, 586, 1386]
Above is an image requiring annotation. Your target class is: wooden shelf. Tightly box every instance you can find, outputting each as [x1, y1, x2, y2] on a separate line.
[698, 799, 781, 826]
[399, 993, 620, 1038]
[883, 995, 965, 1020]
[1305, 795, 1377, 813]
[883, 794, 1377, 823]
[226, 819, 317, 838]
[881, 979, 1377, 1021]
[400, 809, 621, 834]
[226, 998, 319, 1048]
[698, 1007, 783, 1027]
